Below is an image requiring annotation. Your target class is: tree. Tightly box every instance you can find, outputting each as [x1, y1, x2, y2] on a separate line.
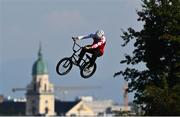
[114, 0, 180, 115]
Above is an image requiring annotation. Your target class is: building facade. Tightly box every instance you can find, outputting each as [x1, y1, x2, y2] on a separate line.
[26, 47, 55, 116]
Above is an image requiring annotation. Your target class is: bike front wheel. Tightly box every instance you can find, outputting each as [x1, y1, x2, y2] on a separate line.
[56, 57, 73, 75]
[80, 62, 96, 79]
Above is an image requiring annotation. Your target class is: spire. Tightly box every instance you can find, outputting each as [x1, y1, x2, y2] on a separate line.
[38, 41, 42, 59]
[32, 42, 48, 75]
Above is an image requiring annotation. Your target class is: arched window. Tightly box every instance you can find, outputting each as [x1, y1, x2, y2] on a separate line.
[44, 84, 47, 92]
[45, 107, 49, 114]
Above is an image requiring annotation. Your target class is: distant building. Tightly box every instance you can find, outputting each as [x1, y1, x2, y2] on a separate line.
[25, 46, 55, 116]
[0, 96, 135, 116]
[56, 99, 94, 116]
[80, 96, 114, 116]
[0, 95, 4, 103]
[55, 100, 80, 116]
[0, 99, 93, 116]
[80, 96, 132, 116]
[0, 100, 25, 116]
[112, 105, 131, 112]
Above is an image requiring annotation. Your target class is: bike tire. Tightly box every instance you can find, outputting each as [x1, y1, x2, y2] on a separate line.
[56, 57, 73, 75]
[80, 62, 97, 79]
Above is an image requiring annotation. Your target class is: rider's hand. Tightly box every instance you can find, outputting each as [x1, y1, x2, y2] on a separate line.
[85, 46, 92, 49]
[72, 37, 79, 41]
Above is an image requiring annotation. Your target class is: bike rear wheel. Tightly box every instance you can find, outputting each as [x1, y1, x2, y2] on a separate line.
[80, 62, 96, 79]
[56, 57, 73, 75]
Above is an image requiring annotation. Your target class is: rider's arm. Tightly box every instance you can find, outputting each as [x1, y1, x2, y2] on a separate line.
[77, 34, 94, 40]
[91, 36, 106, 49]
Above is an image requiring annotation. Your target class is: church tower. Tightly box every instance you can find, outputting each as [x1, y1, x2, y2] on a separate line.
[26, 46, 55, 116]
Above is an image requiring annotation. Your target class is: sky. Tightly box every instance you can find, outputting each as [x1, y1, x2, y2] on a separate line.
[0, 0, 143, 104]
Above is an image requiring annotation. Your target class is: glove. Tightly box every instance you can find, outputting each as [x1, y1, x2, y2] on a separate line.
[85, 46, 91, 49]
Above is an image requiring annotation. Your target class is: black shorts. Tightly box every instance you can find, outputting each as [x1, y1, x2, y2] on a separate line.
[83, 46, 102, 57]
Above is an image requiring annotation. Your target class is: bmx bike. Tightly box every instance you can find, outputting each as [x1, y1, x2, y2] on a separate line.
[56, 38, 97, 78]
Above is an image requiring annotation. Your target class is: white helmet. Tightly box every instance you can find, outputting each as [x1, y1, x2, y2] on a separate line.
[95, 30, 104, 39]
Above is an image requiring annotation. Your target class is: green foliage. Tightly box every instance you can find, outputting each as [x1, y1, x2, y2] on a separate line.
[143, 77, 180, 115]
[115, 0, 180, 115]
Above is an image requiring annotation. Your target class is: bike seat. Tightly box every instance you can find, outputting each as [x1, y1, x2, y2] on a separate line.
[86, 54, 91, 59]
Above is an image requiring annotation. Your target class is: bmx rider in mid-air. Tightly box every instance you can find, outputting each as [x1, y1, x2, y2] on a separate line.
[72, 30, 106, 70]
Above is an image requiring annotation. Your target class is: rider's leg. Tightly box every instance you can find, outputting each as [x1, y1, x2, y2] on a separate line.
[88, 49, 101, 68]
[77, 47, 86, 65]
[89, 54, 97, 68]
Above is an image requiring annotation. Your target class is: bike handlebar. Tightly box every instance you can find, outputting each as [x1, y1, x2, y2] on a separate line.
[72, 37, 82, 52]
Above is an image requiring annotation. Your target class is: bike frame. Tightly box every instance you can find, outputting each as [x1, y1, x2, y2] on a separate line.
[70, 39, 88, 66]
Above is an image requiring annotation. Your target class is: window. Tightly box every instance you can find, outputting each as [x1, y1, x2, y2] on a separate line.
[45, 107, 49, 114]
[44, 84, 47, 91]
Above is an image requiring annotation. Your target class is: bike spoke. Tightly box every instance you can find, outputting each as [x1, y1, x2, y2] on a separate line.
[56, 58, 73, 75]
[80, 62, 96, 78]
[83, 66, 94, 76]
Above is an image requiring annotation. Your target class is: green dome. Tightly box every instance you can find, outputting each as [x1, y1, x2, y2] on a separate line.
[32, 46, 48, 75]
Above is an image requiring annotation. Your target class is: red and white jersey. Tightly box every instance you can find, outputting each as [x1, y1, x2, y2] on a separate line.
[77, 33, 106, 55]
